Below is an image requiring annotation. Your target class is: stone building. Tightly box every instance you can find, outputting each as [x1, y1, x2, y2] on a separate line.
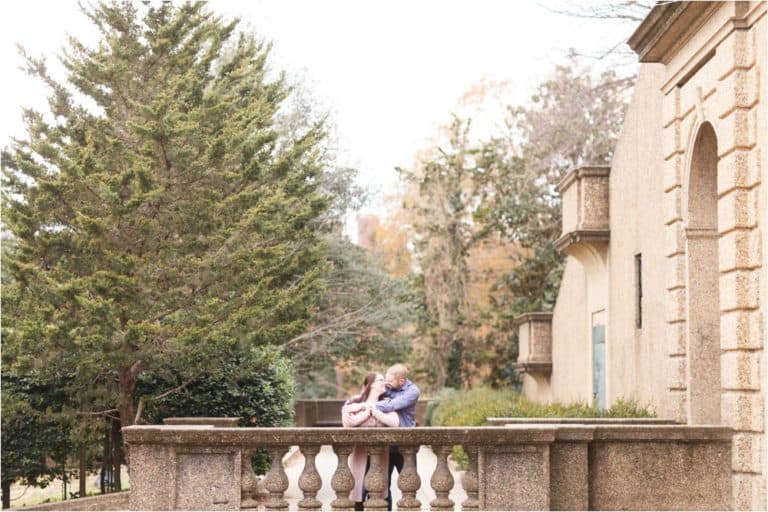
[514, 2, 766, 509]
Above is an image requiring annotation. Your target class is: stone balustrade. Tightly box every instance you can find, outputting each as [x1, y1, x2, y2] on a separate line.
[123, 424, 733, 511]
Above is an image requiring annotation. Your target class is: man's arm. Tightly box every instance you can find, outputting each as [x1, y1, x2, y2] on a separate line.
[375, 384, 420, 413]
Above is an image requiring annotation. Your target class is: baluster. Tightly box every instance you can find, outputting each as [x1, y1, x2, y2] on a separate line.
[264, 446, 289, 510]
[241, 448, 261, 509]
[461, 446, 480, 510]
[429, 445, 455, 511]
[330, 445, 355, 510]
[396, 445, 421, 511]
[363, 445, 388, 510]
[298, 445, 322, 510]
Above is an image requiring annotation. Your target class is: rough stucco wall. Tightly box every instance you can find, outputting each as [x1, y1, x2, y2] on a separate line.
[606, 63, 671, 417]
[759, 9, 768, 512]
[550, 257, 590, 402]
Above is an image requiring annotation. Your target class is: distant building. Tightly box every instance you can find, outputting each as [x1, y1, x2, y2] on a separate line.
[356, 214, 380, 250]
[514, 3, 766, 509]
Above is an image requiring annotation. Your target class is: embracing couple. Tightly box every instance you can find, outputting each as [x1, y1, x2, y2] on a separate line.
[341, 363, 420, 511]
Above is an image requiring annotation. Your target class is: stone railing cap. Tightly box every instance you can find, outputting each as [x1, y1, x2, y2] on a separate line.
[122, 425, 558, 446]
[504, 423, 594, 441]
[513, 311, 554, 327]
[163, 417, 240, 426]
[487, 417, 678, 425]
[592, 424, 733, 442]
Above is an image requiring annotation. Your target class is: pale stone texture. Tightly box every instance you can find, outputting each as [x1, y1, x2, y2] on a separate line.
[588, 436, 732, 510]
[721, 392, 765, 432]
[720, 309, 764, 350]
[540, 3, 766, 508]
[720, 350, 762, 391]
[549, 259, 591, 403]
[478, 445, 550, 511]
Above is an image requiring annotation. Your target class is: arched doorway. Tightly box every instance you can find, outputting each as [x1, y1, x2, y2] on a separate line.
[685, 122, 721, 425]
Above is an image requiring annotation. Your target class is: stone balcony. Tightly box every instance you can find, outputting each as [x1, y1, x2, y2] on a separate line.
[513, 312, 553, 375]
[122, 424, 733, 511]
[554, 165, 611, 256]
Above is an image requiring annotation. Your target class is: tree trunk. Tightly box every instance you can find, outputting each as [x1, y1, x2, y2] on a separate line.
[2, 480, 11, 509]
[117, 365, 137, 429]
[117, 362, 141, 470]
[112, 420, 122, 491]
[101, 416, 114, 494]
[79, 444, 86, 498]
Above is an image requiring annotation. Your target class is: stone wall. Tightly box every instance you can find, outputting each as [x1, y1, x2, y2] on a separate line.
[641, 3, 766, 508]
[12, 492, 130, 511]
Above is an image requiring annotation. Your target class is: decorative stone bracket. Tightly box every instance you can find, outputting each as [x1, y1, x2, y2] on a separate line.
[513, 312, 553, 375]
[554, 165, 610, 259]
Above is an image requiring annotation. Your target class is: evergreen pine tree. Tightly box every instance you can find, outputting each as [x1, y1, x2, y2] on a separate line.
[2, 1, 332, 428]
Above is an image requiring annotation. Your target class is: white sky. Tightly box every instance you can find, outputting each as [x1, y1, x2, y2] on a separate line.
[0, 1, 640, 233]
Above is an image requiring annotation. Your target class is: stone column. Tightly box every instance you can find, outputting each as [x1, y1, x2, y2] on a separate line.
[241, 449, 261, 509]
[429, 445, 455, 510]
[264, 447, 289, 510]
[396, 445, 421, 511]
[461, 445, 479, 510]
[330, 445, 355, 510]
[363, 446, 388, 510]
[298, 445, 322, 510]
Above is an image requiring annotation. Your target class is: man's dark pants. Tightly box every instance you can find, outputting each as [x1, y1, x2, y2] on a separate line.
[386, 446, 405, 510]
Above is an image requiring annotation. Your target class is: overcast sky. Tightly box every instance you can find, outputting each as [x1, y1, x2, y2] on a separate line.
[0, 1, 640, 227]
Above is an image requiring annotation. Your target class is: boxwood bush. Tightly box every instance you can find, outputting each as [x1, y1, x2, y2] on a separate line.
[428, 387, 655, 468]
[135, 345, 295, 472]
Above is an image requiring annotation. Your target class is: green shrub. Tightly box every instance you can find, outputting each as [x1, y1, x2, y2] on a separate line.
[428, 387, 655, 469]
[135, 345, 295, 473]
[430, 387, 518, 427]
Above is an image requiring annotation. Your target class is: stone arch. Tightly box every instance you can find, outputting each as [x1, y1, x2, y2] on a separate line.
[684, 121, 721, 425]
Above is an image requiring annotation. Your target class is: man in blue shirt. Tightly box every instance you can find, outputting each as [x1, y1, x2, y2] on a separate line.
[376, 363, 420, 509]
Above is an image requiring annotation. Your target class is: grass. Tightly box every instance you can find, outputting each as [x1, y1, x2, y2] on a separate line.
[7, 467, 130, 508]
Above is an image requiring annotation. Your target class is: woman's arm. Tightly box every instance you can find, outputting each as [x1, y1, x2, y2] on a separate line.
[370, 408, 400, 427]
[342, 403, 371, 427]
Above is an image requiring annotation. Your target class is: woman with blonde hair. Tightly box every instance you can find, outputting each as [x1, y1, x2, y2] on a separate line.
[341, 372, 399, 510]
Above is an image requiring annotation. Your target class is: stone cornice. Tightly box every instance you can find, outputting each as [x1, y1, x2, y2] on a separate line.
[556, 165, 611, 194]
[513, 311, 554, 327]
[512, 361, 553, 375]
[554, 230, 610, 254]
[628, 1, 723, 63]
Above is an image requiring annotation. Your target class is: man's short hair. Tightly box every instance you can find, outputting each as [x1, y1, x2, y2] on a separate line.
[387, 363, 409, 381]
